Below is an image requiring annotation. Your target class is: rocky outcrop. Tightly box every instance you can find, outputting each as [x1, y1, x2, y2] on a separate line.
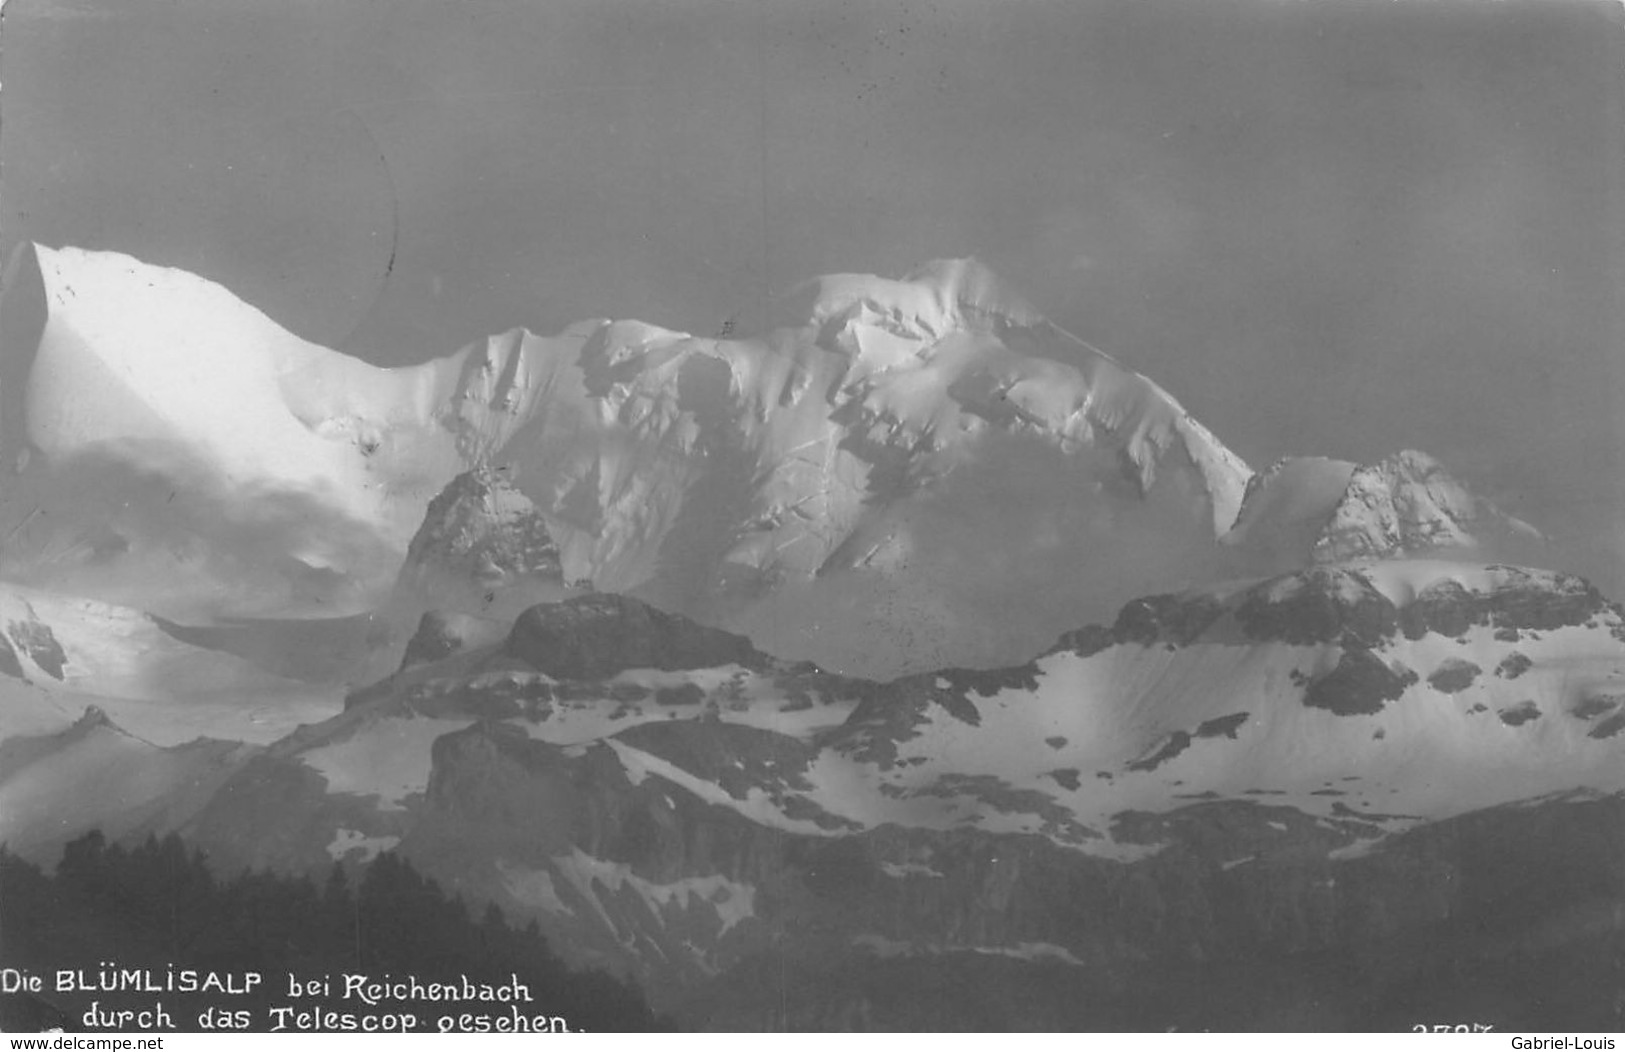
[1235, 567, 1397, 646]
[1397, 568, 1611, 639]
[394, 466, 569, 620]
[1302, 648, 1417, 715]
[1427, 658, 1481, 694]
[404, 469, 562, 588]
[504, 593, 768, 680]
[401, 719, 1625, 1029]
[0, 631, 25, 681]
[1223, 451, 1545, 574]
[4, 613, 66, 680]
[1313, 451, 1543, 564]
[399, 610, 470, 670]
[160, 561, 1625, 1029]
[4, 245, 1260, 676]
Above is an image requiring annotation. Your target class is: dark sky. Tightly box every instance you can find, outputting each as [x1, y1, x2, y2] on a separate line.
[3, 0, 1623, 587]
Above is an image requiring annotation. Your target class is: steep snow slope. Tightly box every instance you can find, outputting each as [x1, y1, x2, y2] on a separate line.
[810, 561, 1624, 845]
[190, 564, 1625, 870]
[6, 245, 472, 538]
[1223, 456, 1358, 565]
[0, 583, 342, 746]
[6, 243, 1618, 1029]
[1314, 451, 1543, 563]
[1224, 450, 1543, 574]
[411, 259, 1254, 674]
[0, 707, 251, 862]
[0, 244, 581, 616]
[3, 243, 1255, 672]
[160, 564, 1625, 1001]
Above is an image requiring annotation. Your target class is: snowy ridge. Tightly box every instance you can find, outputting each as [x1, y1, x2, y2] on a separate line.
[13, 245, 472, 542]
[1, 242, 1266, 672]
[0, 702, 248, 860]
[227, 565, 1625, 867]
[457, 256, 1256, 673]
[454, 255, 1253, 607]
[757, 256, 1251, 532]
[1224, 456, 1359, 562]
[1313, 450, 1543, 563]
[1224, 450, 1543, 573]
[6, 245, 1252, 549]
[143, 560, 1625, 1008]
[4, 243, 1621, 1028]
[0, 582, 339, 747]
[390, 465, 571, 639]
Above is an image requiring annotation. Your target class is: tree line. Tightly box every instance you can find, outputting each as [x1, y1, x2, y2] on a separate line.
[0, 832, 670, 1032]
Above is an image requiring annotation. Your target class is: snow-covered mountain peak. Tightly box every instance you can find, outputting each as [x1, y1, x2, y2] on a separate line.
[461, 256, 1259, 672]
[763, 258, 1248, 509]
[404, 466, 562, 578]
[393, 465, 568, 616]
[1222, 449, 1544, 574]
[0, 242, 489, 616]
[8, 235, 1625, 1033]
[1314, 449, 1544, 564]
[760, 259, 1252, 523]
[788, 257, 1044, 338]
[183, 556, 1625, 1003]
[4, 242, 1245, 672]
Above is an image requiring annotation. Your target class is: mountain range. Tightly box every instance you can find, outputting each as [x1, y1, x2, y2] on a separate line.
[0, 243, 1617, 1030]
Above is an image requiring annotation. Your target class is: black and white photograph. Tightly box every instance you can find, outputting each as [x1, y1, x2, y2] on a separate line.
[0, 0, 1622, 1034]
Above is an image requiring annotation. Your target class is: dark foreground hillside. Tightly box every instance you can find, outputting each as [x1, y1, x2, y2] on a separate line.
[0, 833, 668, 1033]
[674, 793, 1625, 1030]
[1, 798, 1623, 1031]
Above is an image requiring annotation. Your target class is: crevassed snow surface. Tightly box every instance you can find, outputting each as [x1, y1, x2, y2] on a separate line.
[8, 244, 1253, 674]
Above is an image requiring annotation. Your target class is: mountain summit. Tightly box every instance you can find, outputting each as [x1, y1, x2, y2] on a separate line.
[2, 244, 1621, 1031]
[0, 243, 1558, 676]
[1, 244, 1254, 674]
[1224, 450, 1544, 572]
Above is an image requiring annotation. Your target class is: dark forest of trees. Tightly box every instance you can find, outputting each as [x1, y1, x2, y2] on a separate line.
[0, 833, 669, 1032]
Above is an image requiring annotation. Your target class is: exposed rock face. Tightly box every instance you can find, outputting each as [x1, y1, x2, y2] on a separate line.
[374, 466, 575, 680]
[162, 559, 1625, 1029]
[0, 598, 71, 684]
[505, 593, 768, 680]
[1235, 567, 1398, 646]
[1302, 647, 1417, 716]
[395, 466, 568, 619]
[2, 245, 1257, 675]
[1498, 700, 1541, 726]
[0, 631, 26, 681]
[1496, 652, 1533, 680]
[1396, 567, 1611, 639]
[399, 610, 471, 671]
[405, 468, 563, 585]
[8, 244, 1620, 1031]
[6, 617, 66, 680]
[1222, 563, 1613, 650]
[404, 725, 1625, 1030]
[1223, 451, 1545, 574]
[1427, 658, 1482, 694]
[1313, 451, 1543, 564]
